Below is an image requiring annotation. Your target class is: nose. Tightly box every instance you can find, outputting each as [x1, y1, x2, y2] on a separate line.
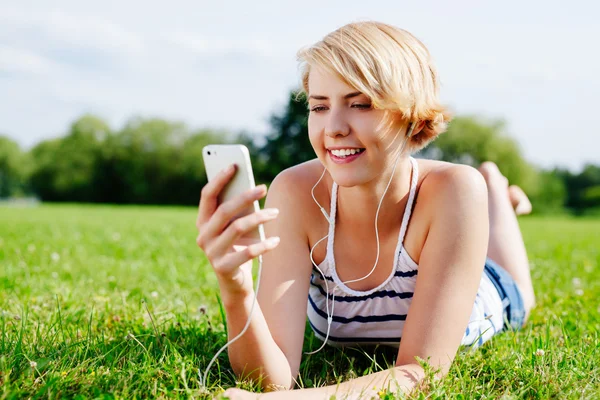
[324, 109, 350, 138]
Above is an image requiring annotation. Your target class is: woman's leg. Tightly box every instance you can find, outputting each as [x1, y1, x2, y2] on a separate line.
[478, 162, 535, 319]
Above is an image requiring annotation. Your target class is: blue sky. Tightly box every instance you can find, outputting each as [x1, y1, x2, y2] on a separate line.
[0, 0, 598, 171]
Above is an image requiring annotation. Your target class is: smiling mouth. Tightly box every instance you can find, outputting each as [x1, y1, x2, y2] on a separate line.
[327, 148, 366, 164]
[328, 148, 365, 158]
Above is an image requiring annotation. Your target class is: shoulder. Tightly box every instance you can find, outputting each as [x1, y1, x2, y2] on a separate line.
[417, 159, 488, 218]
[265, 159, 326, 227]
[267, 159, 326, 200]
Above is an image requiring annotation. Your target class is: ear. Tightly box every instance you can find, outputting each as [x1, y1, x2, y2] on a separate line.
[410, 120, 427, 137]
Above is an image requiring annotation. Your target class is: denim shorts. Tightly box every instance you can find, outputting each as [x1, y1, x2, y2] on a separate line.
[483, 258, 526, 330]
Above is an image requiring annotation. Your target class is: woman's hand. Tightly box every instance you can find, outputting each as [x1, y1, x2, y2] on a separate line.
[196, 164, 281, 299]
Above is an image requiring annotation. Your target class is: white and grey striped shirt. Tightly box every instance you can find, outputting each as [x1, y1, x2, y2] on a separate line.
[307, 157, 504, 348]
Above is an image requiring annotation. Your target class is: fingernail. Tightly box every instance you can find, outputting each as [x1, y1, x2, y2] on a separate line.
[253, 185, 266, 194]
[227, 164, 236, 173]
[265, 237, 280, 248]
[263, 208, 279, 217]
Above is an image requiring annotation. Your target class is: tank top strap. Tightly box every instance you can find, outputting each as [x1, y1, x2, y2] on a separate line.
[398, 157, 419, 245]
[329, 179, 338, 222]
[326, 181, 338, 263]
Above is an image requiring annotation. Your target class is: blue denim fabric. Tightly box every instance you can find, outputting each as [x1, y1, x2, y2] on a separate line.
[483, 258, 526, 330]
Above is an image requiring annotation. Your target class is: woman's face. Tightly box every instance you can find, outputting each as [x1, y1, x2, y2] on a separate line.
[307, 67, 405, 187]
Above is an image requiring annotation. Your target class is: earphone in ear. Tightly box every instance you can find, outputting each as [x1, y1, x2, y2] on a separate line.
[406, 121, 416, 139]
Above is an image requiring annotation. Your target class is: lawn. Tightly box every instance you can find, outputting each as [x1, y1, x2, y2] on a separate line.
[0, 204, 598, 399]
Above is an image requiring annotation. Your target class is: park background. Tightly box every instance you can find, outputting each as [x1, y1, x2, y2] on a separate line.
[1, 1, 599, 398]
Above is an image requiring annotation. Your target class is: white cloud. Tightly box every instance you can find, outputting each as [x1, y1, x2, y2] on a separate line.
[43, 10, 144, 53]
[0, 5, 144, 53]
[163, 31, 276, 57]
[0, 45, 60, 75]
[0, 1, 599, 169]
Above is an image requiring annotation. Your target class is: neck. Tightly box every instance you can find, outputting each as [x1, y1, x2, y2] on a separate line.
[336, 156, 413, 236]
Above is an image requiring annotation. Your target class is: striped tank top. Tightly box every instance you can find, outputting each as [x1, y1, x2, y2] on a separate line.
[307, 157, 504, 348]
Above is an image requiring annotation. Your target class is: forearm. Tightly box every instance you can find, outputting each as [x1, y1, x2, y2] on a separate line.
[223, 292, 295, 390]
[257, 364, 425, 400]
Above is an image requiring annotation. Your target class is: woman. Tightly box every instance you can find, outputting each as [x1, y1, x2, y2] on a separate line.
[196, 21, 535, 399]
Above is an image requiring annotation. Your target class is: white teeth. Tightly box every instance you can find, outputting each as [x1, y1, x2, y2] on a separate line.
[330, 148, 363, 158]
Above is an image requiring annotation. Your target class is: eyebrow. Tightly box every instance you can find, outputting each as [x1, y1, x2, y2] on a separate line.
[308, 91, 363, 100]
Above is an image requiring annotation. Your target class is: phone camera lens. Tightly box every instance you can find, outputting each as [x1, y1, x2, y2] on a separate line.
[207, 151, 211, 155]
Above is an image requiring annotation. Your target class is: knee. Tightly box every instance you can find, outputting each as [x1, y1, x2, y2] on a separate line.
[478, 162, 508, 188]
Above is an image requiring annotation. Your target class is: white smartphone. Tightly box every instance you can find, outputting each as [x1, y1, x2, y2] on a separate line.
[202, 144, 265, 241]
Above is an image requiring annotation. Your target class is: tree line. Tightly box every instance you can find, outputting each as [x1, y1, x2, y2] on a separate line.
[1, 91, 599, 214]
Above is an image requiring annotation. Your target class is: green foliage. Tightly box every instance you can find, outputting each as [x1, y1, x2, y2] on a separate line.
[555, 165, 600, 213]
[256, 91, 313, 182]
[430, 116, 537, 190]
[1, 205, 599, 398]
[0, 136, 30, 197]
[30, 115, 109, 202]
[27, 115, 232, 205]
[582, 185, 600, 204]
[5, 95, 599, 213]
[427, 115, 576, 214]
[526, 170, 568, 214]
[97, 117, 189, 204]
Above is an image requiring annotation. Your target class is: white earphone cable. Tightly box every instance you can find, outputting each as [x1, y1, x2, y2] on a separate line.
[200, 254, 264, 387]
[305, 167, 335, 354]
[307, 122, 416, 352]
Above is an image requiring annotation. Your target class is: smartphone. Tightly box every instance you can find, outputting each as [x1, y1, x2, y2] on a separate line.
[202, 144, 265, 241]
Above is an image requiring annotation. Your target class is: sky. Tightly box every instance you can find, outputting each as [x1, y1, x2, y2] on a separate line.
[0, 0, 598, 171]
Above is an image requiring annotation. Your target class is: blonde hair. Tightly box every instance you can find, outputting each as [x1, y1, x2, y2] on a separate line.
[297, 21, 452, 151]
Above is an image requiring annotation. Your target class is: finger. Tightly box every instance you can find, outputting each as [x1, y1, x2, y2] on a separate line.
[197, 164, 237, 226]
[216, 236, 280, 274]
[200, 184, 267, 240]
[209, 208, 279, 256]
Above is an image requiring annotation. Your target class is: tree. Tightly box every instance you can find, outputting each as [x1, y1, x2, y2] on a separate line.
[427, 116, 537, 190]
[103, 117, 189, 204]
[555, 164, 600, 213]
[423, 116, 573, 212]
[257, 91, 313, 182]
[527, 170, 567, 213]
[29, 115, 110, 202]
[27, 113, 235, 205]
[94, 119, 232, 205]
[0, 136, 29, 197]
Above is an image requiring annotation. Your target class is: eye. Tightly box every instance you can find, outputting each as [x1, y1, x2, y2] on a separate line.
[309, 105, 328, 113]
[352, 103, 372, 110]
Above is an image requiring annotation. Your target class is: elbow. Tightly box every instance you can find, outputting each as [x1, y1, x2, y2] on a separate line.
[393, 362, 426, 381]
[230, 361, 296, 391]
[394, 360, 449, 386]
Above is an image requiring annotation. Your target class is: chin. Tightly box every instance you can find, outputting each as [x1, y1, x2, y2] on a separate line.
[328, 170, 369, 188]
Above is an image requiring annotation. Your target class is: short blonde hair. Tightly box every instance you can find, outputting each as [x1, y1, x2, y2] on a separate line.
[297, 21, 452, 151]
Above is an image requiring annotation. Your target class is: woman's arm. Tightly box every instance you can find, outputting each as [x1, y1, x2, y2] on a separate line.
[395, 164, 489, 374]
[257, 363, 425, 399]
[225, 167, 314, 390]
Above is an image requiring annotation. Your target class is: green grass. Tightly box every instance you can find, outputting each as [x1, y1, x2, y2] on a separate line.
[0, 204, 599, 399]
